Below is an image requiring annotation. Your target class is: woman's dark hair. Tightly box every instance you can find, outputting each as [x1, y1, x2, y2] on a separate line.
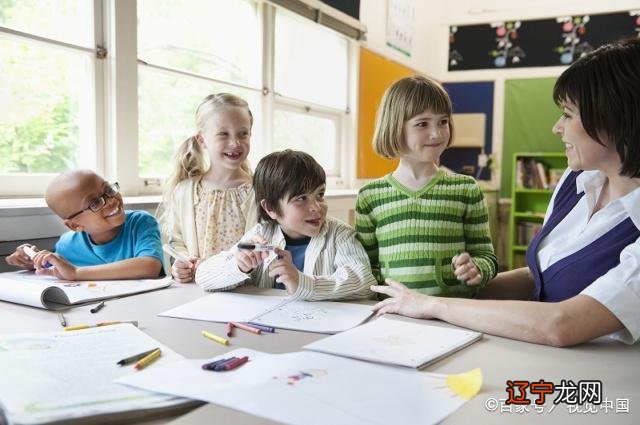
[553, 37, 640, 177]
[253, 150, 326, 222]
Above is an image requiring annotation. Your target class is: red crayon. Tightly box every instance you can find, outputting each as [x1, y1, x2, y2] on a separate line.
[226, 322, 234, 337]
[221, 356, 249, 371]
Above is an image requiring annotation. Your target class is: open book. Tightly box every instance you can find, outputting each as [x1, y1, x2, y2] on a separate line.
[159, 291, 374, 334]
[0, 323, 197, 425]
[304, 316, 482, 368]
[0, 271, 172, 310]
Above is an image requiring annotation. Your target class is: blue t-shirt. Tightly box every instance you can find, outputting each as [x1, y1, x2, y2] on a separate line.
[55, 210, 164, 271]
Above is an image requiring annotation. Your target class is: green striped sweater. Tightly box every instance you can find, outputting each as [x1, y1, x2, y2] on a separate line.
[355, 170, 497, 298]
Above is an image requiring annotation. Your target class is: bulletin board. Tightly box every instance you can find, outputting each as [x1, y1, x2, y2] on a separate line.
[500, 77, 563, 198]
[357, 47, 416, 178]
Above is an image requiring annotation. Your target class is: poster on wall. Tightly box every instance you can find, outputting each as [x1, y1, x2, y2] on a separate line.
[449, 10, 640, 70]
[386, 0, 415, 56]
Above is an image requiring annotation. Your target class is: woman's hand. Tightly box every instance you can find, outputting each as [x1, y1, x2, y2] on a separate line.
[371, 279, 434, 318]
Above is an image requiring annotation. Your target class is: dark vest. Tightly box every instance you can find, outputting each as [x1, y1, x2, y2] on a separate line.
[526, 171, 640, 302]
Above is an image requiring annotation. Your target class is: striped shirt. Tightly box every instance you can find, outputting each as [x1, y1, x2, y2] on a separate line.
[355, 170, 497, 297]
[195, 217, 375, 301]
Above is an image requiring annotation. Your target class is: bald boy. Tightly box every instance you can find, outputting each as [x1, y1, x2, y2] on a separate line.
[6, 170, 164, 280]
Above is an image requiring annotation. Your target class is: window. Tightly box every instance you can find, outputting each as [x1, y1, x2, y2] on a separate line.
[0, 0, 356, 197]
[0, 0, 98, 196]
[137, 0, 262, 182]
[272, 8, 350, 186]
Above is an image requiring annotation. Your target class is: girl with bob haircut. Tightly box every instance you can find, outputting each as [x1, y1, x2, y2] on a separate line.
[356, 75, 497, 298]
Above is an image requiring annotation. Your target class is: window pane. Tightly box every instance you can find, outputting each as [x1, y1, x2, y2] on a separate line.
[275, 10, 348, 110]
[137, 0, 260, 87]
[0, 37, 93, 174]
[138, 67, 261, 177]
[0, 0, 93, 47]
[272, 108, 338, 175]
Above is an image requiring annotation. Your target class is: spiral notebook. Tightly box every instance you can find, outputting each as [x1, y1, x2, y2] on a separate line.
[303, 316, 482, 369]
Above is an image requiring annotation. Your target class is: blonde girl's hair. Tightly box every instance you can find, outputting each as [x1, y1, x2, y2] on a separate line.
[159, 93, 253, 235]
[373, 75, 454, 159]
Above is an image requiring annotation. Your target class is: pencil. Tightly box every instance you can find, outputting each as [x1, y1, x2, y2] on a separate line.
[134, 348, 162, 370]
[230, 322, 261, 335]
[202, 330, 229, 346]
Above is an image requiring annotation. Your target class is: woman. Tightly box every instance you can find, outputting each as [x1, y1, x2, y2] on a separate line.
[372, 37, 640, 347]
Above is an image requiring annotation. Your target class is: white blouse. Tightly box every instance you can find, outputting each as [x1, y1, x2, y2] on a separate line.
[535, 169, 640, 344]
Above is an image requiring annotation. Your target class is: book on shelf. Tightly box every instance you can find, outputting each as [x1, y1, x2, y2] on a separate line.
[517, 222, 543, 245]
[516, 158, 552, 190]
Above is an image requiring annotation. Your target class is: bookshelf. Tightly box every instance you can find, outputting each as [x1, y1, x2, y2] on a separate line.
[508, 153, 567, 269]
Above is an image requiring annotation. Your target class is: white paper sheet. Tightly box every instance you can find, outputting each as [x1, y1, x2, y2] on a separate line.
[159, 292, 373, 333]
[0, 324, 191, 425]
[0, 271, 172, 310]
[304, 316, 482, 368]
[117, 348, 470, 425]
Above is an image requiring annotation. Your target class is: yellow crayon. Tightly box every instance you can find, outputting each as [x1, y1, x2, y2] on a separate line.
[202, 330, 229, 346]
[134, 348, 162, 370]
[64, 325, 90, 332]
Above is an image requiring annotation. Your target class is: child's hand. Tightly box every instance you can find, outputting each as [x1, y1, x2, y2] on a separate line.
[5, 244, 37, 269]
[32, 250, 78, 280]
[267, 248, 299, 294]
[452, 252, 482, 286]
[234, 235, 270, 273]
[172, 256, 199, 283]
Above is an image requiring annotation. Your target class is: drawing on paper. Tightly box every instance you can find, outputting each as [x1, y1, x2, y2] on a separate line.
[272, 369, 328, 386]
[274, 305, 330, 322]
[371, 334, 416, 346]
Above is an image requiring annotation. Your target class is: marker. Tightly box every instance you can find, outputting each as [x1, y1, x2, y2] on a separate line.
[117, 347, 160, 366]
[230, 322, 261, 335]
[64, 321, 138, 331]
[202, 330, 229, 346]
[134, 348, 162, 370]
[247, 322, 275, 333]
[162, 244, 191, 263]
[22, 246, 53, 268]
[90, 301, 105, 313]
[58, 312, 67, 327]
[237, 243, 275, 252]
[226, 322, 234, 337]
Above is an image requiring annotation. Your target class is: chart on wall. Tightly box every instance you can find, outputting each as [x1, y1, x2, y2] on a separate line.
[449, 10, 640, 70]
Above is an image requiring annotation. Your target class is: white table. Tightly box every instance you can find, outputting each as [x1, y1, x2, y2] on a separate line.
[2, 283, 637, 424]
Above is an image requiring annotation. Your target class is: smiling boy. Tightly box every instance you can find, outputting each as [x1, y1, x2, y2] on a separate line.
[195, 150, 375, 300]
[6, 170, 164, 280]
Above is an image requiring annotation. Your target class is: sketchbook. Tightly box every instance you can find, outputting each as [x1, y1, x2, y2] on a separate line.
[303, 316, 482, 369]
[117, 348, 477, 425]
[159, 292, 374, 334]
[0, 324, 197, 425]
[0, 271, 172, 310]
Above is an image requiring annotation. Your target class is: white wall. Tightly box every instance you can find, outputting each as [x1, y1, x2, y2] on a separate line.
[359, 0, 640, 190]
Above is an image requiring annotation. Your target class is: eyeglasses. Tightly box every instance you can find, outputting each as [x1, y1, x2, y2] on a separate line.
[66, 182, 120, 220]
